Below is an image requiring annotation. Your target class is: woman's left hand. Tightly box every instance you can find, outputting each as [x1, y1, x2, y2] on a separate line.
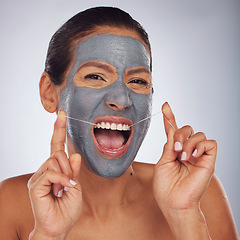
[153, 102, 217, 216]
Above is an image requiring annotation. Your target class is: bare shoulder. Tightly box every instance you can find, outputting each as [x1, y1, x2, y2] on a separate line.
[201, 174, 239, 239]
[0, 174, 34, 239]
[0, 173, 33, 198]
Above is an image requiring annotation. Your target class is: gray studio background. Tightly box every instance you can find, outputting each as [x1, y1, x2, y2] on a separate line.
[0, 0, 239, 233]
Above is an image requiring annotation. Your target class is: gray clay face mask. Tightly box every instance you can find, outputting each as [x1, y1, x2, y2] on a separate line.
[59, 34, 152, 178]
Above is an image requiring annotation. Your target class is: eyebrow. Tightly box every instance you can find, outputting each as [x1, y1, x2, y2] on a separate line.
[126, 67, 150, 75]
[77, 61, 116, 73]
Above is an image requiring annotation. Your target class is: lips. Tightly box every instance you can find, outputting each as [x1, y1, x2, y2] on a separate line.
[92, 116, 133, 158]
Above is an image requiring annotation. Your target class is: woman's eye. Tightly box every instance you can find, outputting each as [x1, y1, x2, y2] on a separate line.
[84, 74, 105, 81]
[129, 79, 148, 86]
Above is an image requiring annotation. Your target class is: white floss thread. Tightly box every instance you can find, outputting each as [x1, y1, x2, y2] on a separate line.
[129, 111, 161, 127]
[58, 107, 176, 129]
[59, 115, 97, 126]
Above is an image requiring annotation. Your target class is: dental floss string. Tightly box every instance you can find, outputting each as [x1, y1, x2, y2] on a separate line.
[58, 107, 176, 129]
[60, 115, 97, 126]
[129, 111, 161, 127]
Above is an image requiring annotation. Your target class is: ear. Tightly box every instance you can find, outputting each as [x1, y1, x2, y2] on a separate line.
[39, 72, 59, 113]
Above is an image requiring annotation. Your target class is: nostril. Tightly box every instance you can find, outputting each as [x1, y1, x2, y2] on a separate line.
[106, 97, 132, 111]
[124, 105, 130, 110]
[107, 102, 124, 111]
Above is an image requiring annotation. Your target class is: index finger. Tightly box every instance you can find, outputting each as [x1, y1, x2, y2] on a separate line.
[162, 102, 178, 136]
[51, 110, 67, 155]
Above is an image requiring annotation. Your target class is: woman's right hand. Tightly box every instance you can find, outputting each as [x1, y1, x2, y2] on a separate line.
[28, 111, 82, 240]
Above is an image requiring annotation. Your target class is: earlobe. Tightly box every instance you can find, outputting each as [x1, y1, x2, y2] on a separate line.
[39, 72, 59, 113]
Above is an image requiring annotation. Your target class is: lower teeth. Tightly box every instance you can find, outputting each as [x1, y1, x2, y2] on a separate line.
[104, 145, 125, 151]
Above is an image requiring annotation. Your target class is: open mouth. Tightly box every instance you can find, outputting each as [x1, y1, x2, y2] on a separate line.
[92, 117, 133, 158]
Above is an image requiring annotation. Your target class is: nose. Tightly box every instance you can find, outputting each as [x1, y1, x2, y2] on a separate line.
[105, 85, 132, 111]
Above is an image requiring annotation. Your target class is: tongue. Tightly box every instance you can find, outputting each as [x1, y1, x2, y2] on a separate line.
[95, 129, 125, 150]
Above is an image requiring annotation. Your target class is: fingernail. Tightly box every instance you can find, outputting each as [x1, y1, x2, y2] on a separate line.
[57, 189, 63, 198]
[162, 102, 171, 113]
[181, 152, 187, 161]
[64, 186, 69, 192]
[174, 142, 182, 151]
[58, 110, 65, 119]
[192, 149, 197, 157]
[70, 179, 77, 186]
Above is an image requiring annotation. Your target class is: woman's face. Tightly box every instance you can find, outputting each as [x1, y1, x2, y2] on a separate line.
[58, 27, 152, 178]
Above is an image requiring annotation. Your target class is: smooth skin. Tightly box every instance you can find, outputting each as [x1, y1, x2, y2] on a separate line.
[0, 27, 239, 240]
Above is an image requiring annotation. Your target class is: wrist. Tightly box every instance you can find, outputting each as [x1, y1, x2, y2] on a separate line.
[163, 207, 211, 240]
[29, 229, 66, 240]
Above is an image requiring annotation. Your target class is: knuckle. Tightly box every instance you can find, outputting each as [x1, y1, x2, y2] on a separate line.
[195, 140, 203, 148]
[51, 140, 65, 150]
[175, 125, 194, 140]
[183, 124, 192, 130]
[182, 125, 193, 132]
[184, 125, 194, 135]
[211, 139, 217, 146]
[53, 150, 64, 158]
[210, 139, 218, 149]
[51, 150, 67, 160]
[46, 157, 58, 168]
[174, 129, 182, 139]
[196, 132, 207, 139]
[43, 169, 54, 179]
[46, 168, 55, 175]
[182, 140, 192, 149]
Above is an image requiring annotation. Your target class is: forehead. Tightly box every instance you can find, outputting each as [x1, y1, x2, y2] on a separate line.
[73, 34, 151, 71]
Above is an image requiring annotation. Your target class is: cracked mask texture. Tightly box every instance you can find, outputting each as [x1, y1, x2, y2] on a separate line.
[58, 34, 152, 178]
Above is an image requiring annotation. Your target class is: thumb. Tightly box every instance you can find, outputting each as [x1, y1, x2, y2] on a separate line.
[69, 153, 82, 181]
[65, 154, 82, 196]
[158, 127, 177, 164]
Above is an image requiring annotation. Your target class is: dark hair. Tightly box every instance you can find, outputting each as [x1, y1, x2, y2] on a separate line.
[45, 6, 152, 85]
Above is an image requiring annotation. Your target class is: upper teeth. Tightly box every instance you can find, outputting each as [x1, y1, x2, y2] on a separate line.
[94, 122, 131, 131]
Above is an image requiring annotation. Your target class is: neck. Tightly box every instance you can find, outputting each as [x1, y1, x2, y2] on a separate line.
[78, 160, 137, 219]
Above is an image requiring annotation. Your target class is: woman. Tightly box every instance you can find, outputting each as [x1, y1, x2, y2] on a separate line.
[0, 6, 238, 240]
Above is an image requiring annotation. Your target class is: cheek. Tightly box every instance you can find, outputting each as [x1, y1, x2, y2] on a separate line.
[131, 92, 152, 120]
[68, 87, 107, 119]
